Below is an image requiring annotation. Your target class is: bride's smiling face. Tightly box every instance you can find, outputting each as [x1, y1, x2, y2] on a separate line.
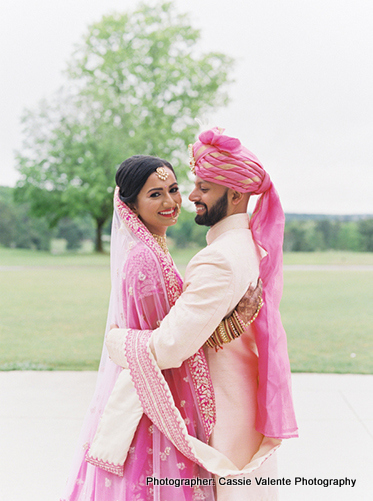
[132, 167, 182, 236]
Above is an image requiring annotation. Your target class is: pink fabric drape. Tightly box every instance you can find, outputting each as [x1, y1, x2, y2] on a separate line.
[192, 127, 298, 439]
[60, 191, 216, 501]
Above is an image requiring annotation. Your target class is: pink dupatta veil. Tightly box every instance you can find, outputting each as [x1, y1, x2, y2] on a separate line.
[60, 190, 216, 501]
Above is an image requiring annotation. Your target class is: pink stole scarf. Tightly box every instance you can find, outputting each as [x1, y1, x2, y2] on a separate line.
[192, 127, 298, 439]
[250, 185, 298, 438]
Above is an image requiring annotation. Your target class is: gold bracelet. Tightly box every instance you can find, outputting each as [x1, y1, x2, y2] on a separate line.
[206, 297, 264, 349]
[205, 329, 222, 348]
[206, 311, 245, 349]
[220, 320, 231, 343]
[227, 316, 240, 339]
[230, 312, 243, 336]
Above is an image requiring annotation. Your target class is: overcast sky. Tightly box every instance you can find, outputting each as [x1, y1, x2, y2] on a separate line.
[1, 0, 372, 214]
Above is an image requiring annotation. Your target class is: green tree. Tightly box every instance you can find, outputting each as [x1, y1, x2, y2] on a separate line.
[335, 222, 361, 251]
[15, 1, 234, 252]
[0, 187, 16, 247]
[315, 220, 340, 250]
[57, 216, 95, 250]
[283, 220, 322, 252]
[0, 186, 54, 250]
[358, 218, 373, 251]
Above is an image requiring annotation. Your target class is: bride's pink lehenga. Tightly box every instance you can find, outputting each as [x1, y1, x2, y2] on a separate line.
[61, 191, 216, 500]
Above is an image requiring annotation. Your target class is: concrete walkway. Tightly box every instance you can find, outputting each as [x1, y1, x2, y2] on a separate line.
[0, 372, 372, 501]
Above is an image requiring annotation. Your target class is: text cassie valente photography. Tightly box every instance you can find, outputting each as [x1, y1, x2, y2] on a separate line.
[146, 476, 357, 489]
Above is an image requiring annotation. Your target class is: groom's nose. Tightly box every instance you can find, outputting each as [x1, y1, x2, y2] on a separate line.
[188, 186, 198, 202]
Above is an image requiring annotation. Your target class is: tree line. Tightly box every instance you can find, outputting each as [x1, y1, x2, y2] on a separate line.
[0, 186, 96, 251]
[1, 185, 372, 252]
[283, 217, 373, 252]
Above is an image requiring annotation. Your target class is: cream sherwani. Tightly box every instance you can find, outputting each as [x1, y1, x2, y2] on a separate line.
[148, 213, 278, 500]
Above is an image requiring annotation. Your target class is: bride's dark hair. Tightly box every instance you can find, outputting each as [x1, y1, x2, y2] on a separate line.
[115, 155, 175, 205]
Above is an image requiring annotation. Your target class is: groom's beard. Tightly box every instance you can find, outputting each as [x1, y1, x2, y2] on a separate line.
[194, 190, 228, 227]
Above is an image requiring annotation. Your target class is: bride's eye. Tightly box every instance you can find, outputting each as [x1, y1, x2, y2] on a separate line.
[170, 186, 179, 193]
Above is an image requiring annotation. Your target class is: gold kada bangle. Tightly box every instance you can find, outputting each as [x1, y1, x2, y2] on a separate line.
[205, 297, 264, 349]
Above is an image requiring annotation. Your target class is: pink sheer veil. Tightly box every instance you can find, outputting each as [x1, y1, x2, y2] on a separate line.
[60, 193, 215, 501]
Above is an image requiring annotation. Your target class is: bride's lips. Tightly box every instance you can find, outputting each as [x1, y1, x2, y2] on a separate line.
[158, 207, 178, 218]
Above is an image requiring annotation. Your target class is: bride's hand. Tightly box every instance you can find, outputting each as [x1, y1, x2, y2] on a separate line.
[235, 279, 263, 325]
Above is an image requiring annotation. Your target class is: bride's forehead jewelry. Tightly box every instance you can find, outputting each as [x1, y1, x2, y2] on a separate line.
[188, 144, 196, 174]
[155, 166, 169, 181]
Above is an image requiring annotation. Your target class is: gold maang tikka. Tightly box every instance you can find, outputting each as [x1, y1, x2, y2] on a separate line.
[155, 167, 169, 181]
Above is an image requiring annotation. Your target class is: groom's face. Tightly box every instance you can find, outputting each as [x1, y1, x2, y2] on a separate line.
[189, 176, 229, 227]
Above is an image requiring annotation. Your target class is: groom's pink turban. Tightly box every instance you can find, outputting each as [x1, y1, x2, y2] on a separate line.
[189, 127, 298, 440]
[189, 127, 271, 195]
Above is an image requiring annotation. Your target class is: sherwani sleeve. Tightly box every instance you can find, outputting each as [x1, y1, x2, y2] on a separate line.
[150, 250, 235, 369]
[106, 249, 235, 370]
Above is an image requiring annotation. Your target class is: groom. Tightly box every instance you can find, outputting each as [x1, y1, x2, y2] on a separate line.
[107, 128, 297, 500]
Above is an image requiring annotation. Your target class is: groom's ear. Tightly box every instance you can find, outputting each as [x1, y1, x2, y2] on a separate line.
[230, 190, 244, 205]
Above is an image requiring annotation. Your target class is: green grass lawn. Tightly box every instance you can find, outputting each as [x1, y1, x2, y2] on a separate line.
[0, 266, 110, 370]
[0, 247, 372, 372]
[282, 270, 372, 373]
[283, 250, 373, 266]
